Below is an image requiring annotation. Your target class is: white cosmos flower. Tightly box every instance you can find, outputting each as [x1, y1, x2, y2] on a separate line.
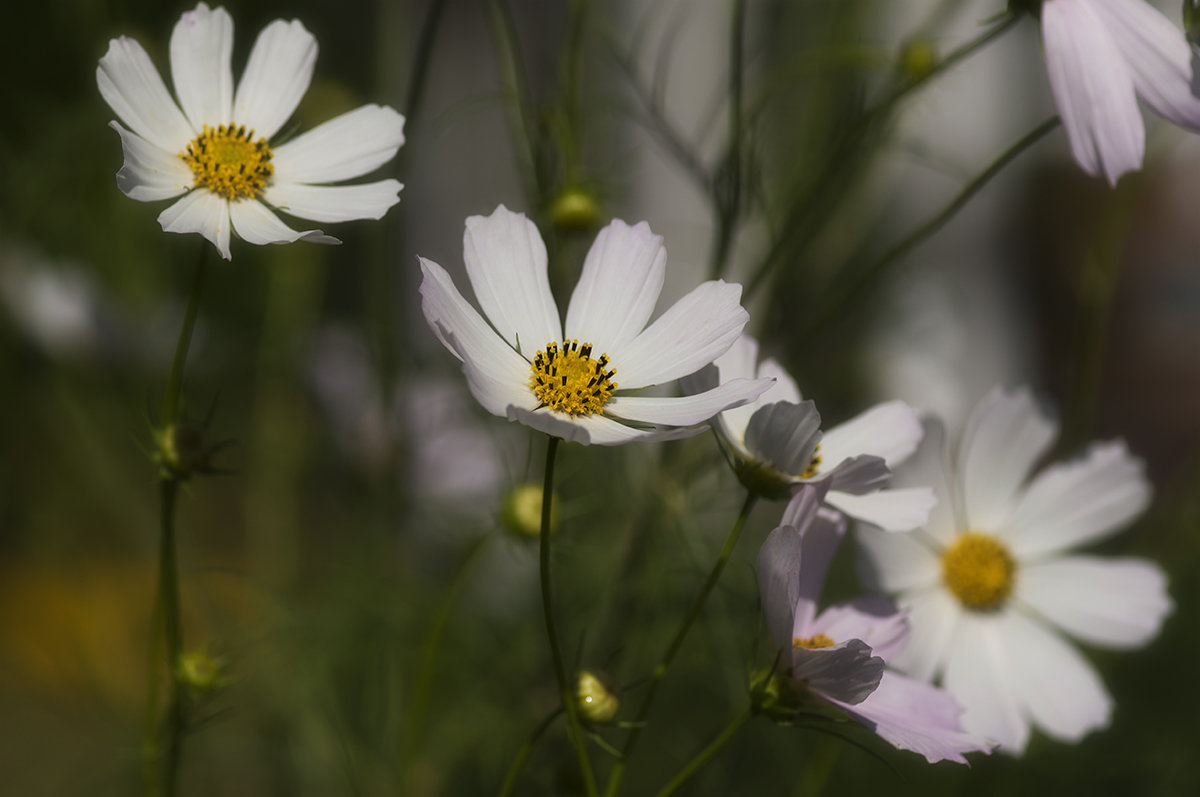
[857, 387, 1172, 753]
[1041, 0, 1200, 185]
[96, 2, 405, 260]
[418, 206, 772, 446]
[695, 334, 935, 531]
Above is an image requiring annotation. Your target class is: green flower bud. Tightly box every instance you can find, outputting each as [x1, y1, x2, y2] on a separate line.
[575, 670, 620, 724]
[550, 187, 603, 231]
[500, 483, 558, 539]
[897, 39, 938, 82]
[177, 648, 226, 696]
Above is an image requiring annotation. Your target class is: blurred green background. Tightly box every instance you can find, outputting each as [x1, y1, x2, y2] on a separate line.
[1, 0, 1198, 794]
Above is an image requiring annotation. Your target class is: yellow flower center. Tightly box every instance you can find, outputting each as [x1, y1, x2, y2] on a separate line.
[793, 633, 834, 650]
[941, 532, 1015, 611]
[799, 445, 822, 479]
[529, 340, 617, 416]
[181, 124, 274, 200]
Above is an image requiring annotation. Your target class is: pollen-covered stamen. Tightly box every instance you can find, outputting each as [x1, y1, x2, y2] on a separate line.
[181, 123, 274, 201]
[942, 532, 1016, 611]
[529, 339, 617, 416]
[793, 633, 834, 650]
[799, 444, 822, 479]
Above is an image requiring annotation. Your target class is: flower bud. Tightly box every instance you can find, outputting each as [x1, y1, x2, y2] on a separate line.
[550, 187, 603, 231]
[177, 648, 226, 696]
[500, 483, 558, 539]
[897, 39, 938, 82]
[575, 670, 620, 724]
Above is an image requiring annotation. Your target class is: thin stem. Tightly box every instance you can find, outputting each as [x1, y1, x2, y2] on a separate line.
[708, 0, 747, 281]
[800, 115, 1061, 340]
[605, 491, 758, 797]
[399, 532, 492, 792]
[162, 248, 208, 426]
[157, 479, 184, 797]
[653, 708, 752, 797]
[496, 706, 564, 797]
[538, 435, 598, 796]
[404, 0, 449, 126]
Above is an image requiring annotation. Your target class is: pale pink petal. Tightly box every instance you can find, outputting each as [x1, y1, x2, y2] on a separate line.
[810, 600, 909, 662]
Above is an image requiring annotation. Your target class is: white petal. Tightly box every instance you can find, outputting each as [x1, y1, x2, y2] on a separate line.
[1017, 555, 1172, 649]
[232, 18, 317, 138]
[157, 190, 231, 260]
[891, 418, 958, 546]
[959, 387, 1057, 533]
[811, 600, 909, 662]
[1004, 440, 1150, 558]
[507, 407, 690, 446]
[1000, 611, 1113, 744]
[107, 121, 193, 201]
[1091, 0, 1200, 129]
[564, 219, 665, 351]
[606, 377, 772, 426]
[892, 587, 962, 683]
[942, 613, 1030, 753]
[417, 256, 532, 409]
[169, 2, 234, 129]
[228, 199, 338, 245]
[826, 487, 936, 532]
[460, 206, 562, 354]
[271, 104, 405, 184]
[819, 400, 923, 469]
[97, 36, 195, 151]
[709, 334, 761, 446]
[265, 180, 402, 223]
[829, 672, 991, 764]
[463, 356, 539, 419]
[610, 280, 748, 389]
[855, 525, 942, 594]
[756, 357, 802, 404]
[1042, 0, 1144, 184]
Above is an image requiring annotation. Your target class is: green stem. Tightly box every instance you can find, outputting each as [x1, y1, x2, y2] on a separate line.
[399, 532, 492, 792]
[708, 0, 747, 281]
[653, 708, 752, 797]
[605, 491, 757, 797]
[800, 115, 1061, 340]
[162, 248, 208, 426]
[496, 706, 564, 797]
[158, 480, 185, 797]
[538, 436, 598, 796]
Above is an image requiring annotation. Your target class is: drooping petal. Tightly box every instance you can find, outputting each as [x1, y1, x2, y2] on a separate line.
[97, 36, 195, 151]
[831, 672, 991, 764]
[609, 280, 748, 389]
[825, 487, 937, 532]
[821, 455, 890, 495]
[157, 190, 231, 260]
[757, 523, 803, 651]
[606, 377, 771, 426]
[793, 503, 847, 632]
[756, 486, 836, 645]
[744, 401, 821, 478]
[228, 199, 338, 245]
[793, 640, 883, 706]
[461, 206, 561, 354]
[1091, 0, 1200, 129]
[417, 257, 532, 414]
[232, 18, 317, 138]
[703, 335, 761, 447]
[265, 180, 403, 222]
[810, 598, 909, 662]
[507, 406, 697, 446]
[564, 219, 665, 351]
[891, 587, 961, 682]
[855, 524, 942, 595]
[107, 121, 193, 201]
[1017, 555, 1172, 649]
[942, 612, 1030, 753]
[1004, 440, 1151, 558]
[959, 387, 1057, 533]
[1000, 611, 1113, 744]
[169, 2, 234, 129]
[271, 104, 406, 184]
[819, 401, 923, 470]
[1042, 0, 1144, 184]
[890, 418, 958, 545]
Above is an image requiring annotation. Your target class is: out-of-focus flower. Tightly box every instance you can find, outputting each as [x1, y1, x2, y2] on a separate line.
[419, 205, 771, 445]
[1040, 0, 1200, 185]
[575, 670, 620, 724]
[96, 2, 405, 259]
[857, 387, 1172, 753]
[754, 486, 989, 764]
[499, 483, 558, 539]
[0, 245, 109, 357]
[695, 334, 934, 530]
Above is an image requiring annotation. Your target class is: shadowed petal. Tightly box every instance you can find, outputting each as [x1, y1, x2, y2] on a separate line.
[157, 190, 231, 260]
[108, 121, 193, 201]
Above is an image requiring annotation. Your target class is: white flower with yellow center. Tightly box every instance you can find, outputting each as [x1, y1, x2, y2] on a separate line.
[418, 206, 772, 445]
[97, 3, 405, 260]
[857, 387, 1172, 753]
[696, 334, 935, 531]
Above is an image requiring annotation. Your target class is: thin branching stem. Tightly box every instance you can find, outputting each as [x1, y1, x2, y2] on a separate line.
[653, 707, 752, 797]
